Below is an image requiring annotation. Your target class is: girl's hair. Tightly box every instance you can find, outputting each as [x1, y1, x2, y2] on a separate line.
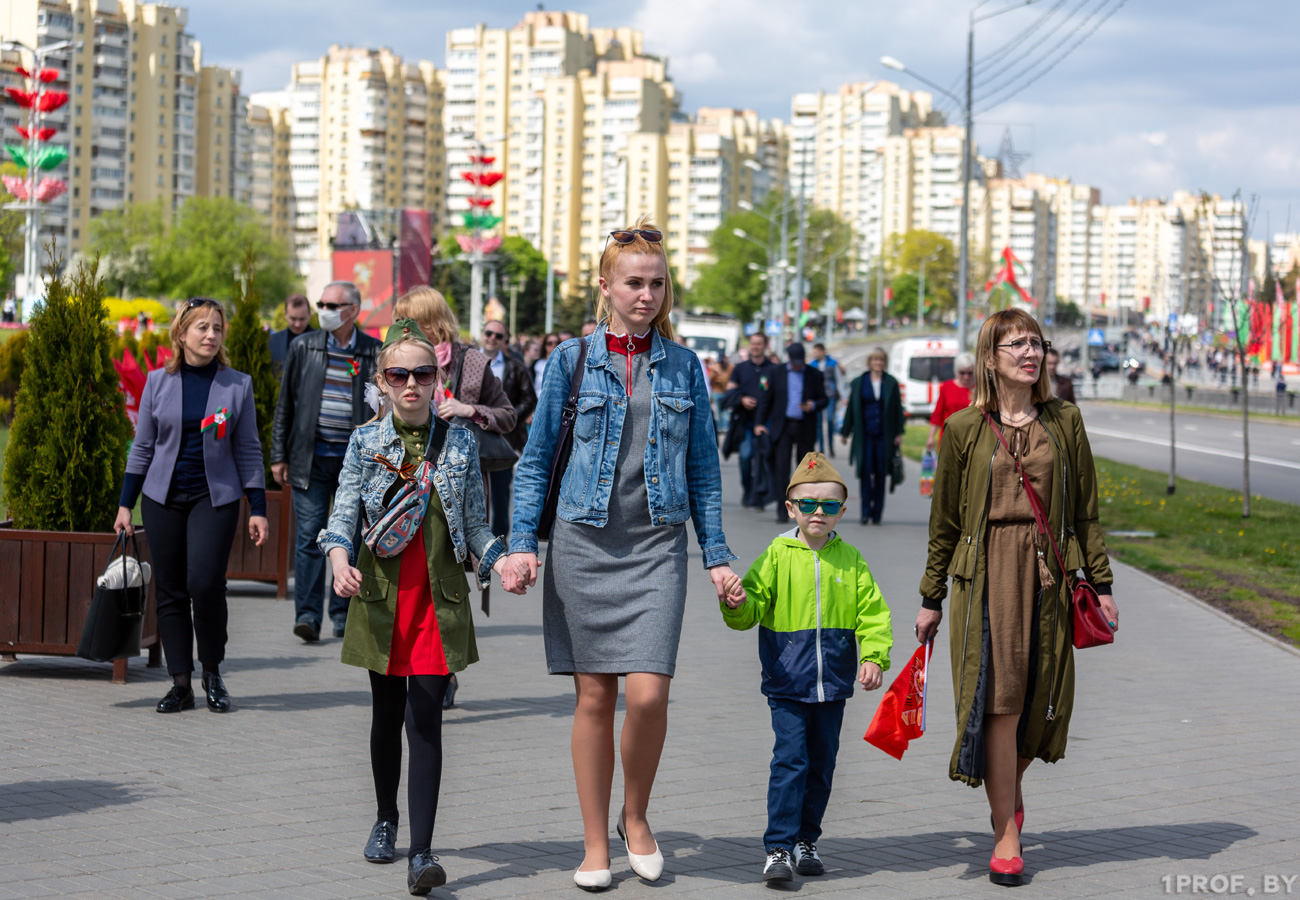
[970, 308, 1053, 411]
[596, 214, 677, 342]
[166, 298, 229, 373]
[394, 285, 459, 346]
[364, 335, 441, 425]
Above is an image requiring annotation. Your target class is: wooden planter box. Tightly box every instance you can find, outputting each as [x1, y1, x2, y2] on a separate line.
[226, 486, 294, 600]
[0, 525, 161, 683]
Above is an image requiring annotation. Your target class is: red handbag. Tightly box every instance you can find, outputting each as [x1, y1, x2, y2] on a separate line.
[981, 411, 1114, 649]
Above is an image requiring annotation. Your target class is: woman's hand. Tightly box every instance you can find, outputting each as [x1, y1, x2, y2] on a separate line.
[1100, 594, 1119, 632]
[709, 565, 747, 608]
[329, 547, 362, 597]
[894, 434, 905, 447]
[501, 552, 538, 595]
[437, 397, 476, 420]
[858, 661, 883, 691]
[916, 607, 942, 644]
[248, 515, 269, 547]
[840, 435, 850, 446]
[113, 506, 134, 536]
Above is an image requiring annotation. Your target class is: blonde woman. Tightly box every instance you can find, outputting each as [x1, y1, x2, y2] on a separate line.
[114, 298, 268, 714]
[916, 308, 1119, 886]
[503, 219, 745, 890]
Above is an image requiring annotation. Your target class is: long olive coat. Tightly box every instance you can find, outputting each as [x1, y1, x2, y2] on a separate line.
[919, 400, 1113, 787]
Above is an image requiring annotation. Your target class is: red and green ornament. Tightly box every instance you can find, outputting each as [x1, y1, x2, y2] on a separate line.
[201, 407, 229, 439]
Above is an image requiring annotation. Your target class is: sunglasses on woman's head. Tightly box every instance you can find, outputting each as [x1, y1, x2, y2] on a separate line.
[382, 366, 438, 387]
[791, 499, 844, 516]
[609, 229, 662, 244]
[186, 297, 221, 311]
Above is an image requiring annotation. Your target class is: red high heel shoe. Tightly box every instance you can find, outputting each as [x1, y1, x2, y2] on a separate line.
[990, 804, 1025, 834]
[989, 850, 1024, 886]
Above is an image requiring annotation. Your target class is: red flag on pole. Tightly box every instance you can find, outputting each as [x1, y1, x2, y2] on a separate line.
[864, 642, 930, 760]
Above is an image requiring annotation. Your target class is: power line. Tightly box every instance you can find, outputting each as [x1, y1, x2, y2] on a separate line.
[976, 0, 1106, 94]
[978, 0, 1128, 114]
[974, 0, 1072, 75]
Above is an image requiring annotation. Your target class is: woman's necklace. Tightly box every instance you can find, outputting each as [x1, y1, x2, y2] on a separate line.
[1000, 408, 1037, 427]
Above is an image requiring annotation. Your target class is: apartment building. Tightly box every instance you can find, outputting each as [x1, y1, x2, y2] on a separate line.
[247, 102, 290, 243]
[881, 125, 988, 253]
[1, 0, 246, 264]
[977, 177, 1055, 304]
[249, 45, 445, 269]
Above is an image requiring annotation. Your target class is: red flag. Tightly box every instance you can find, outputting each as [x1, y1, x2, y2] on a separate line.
[983, 247, 1035, 306]
[112, 349, 147, 427]
[864, 642, 930, 760]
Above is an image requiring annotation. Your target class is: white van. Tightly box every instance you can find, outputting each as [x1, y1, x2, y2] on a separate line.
[889, 337, 959, 418]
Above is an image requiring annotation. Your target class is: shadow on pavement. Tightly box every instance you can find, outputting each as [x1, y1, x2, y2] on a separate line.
[443, 694, 577, 726]
[0, 778, 150, 823]
[0, 657, 168, 682]
[110, 690, 373, 711]
[474, 624, 544, 637]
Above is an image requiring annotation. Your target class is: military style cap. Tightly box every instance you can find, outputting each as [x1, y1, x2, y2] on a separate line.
[787, 451, 848, 496]
[382, 318, 434, 349]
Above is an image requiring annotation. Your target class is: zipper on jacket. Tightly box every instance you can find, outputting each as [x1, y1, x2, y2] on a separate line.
[813, 549, 825, 703]
[1040, 417, 1069, 722]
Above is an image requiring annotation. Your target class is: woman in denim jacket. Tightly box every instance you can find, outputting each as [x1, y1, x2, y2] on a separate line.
[318, 320, 508, 895]
[503, 218, 746, 891]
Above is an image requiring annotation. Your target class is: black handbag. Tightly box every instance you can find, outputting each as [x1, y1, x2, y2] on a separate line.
[450, 346, 519, 473]
[539, 336, 590, 541]
[889, 447, 906, 491]
[76, 531, 148, 663]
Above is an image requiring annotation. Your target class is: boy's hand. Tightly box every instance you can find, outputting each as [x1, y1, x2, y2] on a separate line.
[858, 661, 883, 691]
[710, 565, 747, 608]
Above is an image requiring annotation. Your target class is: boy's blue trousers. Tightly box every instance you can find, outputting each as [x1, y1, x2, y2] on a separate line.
[764, 696, 846, 851]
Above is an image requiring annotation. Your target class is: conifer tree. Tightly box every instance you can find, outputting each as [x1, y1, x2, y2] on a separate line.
[223, 248, 276, 483]
[3, 258, 131, 531]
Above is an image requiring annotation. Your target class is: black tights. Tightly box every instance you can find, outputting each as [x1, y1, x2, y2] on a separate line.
[368, 670, 450, 858]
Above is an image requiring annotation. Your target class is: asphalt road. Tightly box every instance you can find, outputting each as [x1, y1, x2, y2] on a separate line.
[1077, 401, 1300, 504]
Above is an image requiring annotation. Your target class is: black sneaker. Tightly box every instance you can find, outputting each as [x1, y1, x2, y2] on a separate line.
[793, 839, 824, 876]
[364, 820, 397, 863]
[408, 850, 446, 895]
[293, 616, 320, 643]
[763, 847, 793, 883]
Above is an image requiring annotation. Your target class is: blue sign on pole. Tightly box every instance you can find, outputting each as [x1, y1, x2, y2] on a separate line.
[1088, 327, 1106, 347]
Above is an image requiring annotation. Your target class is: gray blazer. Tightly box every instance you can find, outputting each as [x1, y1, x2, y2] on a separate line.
[125, 366, 266, 508]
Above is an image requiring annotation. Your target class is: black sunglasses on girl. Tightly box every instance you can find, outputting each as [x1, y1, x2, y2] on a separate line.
[609, 229, 662, 244]
[382, 366, 438, 387]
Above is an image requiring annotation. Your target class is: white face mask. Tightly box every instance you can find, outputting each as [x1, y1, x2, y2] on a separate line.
[317, 307, 346, 332]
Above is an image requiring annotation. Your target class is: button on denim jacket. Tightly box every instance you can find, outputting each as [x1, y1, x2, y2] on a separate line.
[509, 325, 737, 569]
[317, 412, 504, 588]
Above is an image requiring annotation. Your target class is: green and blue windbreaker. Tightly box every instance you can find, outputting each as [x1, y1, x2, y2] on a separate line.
[722, 529, 892, 703]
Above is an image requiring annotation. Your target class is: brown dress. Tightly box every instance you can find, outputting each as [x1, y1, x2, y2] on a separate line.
[985, 419, 1053, 716]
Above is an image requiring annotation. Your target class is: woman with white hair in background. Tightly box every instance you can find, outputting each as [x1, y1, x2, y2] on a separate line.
[924, 351, 977, 454]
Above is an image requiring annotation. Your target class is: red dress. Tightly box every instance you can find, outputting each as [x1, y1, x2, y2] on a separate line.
[929, 379, 972, 447]
[386, 509, 450, 678]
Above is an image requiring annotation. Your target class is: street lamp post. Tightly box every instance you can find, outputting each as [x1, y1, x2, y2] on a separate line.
[882, 0, 1042, 352]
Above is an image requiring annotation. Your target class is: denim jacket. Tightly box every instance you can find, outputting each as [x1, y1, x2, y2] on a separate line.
[509, 324, 736, 569]
[318, 412, 504, 588]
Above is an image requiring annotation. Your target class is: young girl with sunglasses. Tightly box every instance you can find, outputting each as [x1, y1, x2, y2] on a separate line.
[318, 319, 509, 895]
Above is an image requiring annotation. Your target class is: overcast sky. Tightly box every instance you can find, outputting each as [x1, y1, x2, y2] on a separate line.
[191, 0, 1300, 238]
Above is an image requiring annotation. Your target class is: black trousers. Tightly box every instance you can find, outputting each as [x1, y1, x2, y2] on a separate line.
[368, 671, 451, 858]
[858, 434, 890, 523]
[489, 466, 513, 539]
[141, 493, 241, 676]
[772, 420, 815, 521]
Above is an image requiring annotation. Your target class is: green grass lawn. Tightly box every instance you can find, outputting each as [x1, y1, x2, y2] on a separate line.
[899, 418, 1300, 645]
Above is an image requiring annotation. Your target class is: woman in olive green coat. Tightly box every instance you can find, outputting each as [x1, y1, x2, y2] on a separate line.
[915, 309, 1118, 886]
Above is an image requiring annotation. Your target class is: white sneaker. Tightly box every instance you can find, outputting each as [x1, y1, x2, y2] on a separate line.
[793, 839, 824, 876]
[763, 848, 794, 883]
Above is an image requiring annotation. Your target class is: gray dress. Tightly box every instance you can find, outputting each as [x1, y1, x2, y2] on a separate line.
[543, 351, 689, 676]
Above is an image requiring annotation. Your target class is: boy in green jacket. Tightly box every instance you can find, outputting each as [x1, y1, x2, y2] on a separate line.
[720, 452, 892, 883]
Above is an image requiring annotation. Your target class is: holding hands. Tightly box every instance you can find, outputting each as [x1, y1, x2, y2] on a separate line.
[710, 565, 747, 608]
[499, 552, 538, 595]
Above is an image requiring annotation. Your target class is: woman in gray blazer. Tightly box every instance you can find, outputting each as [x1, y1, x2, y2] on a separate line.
[114, 298, 269, 714]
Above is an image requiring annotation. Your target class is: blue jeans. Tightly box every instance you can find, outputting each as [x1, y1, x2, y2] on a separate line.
[765, 696, 846, 851]
[292, 453, 353, 627]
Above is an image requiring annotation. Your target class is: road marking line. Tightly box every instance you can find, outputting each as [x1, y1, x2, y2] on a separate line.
[1086, 427, 1300, 471]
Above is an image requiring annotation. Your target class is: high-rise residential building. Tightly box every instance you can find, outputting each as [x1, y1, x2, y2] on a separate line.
[247, 102, 290, 243]
[1, 0, 248, 265]
[249, 45, 446, 270]
[1269, 233, 1300, 278]
[978, 177, 1055, 304]
[881, 125, 987, 254]
[1028, 176, 1101, 307]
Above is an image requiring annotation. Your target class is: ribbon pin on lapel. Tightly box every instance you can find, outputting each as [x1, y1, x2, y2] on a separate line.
[201, 407, 229, 440]
[347, 359, 360, 377]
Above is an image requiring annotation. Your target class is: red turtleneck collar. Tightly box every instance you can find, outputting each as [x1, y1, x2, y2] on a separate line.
[605, 329, 652, 396]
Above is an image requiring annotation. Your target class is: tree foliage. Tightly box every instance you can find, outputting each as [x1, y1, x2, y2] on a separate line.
[0, 163, 26, 295]
[431, 234, 559, 336]
[3, 257, 132, 531]
[883, 230, 957, 318]
[223, 249, 277, 484]
[87, 197, 300, 307]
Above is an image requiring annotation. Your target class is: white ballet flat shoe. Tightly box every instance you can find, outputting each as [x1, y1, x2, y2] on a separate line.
[573, 866, 612, 892]
[618, 808, 664, 882]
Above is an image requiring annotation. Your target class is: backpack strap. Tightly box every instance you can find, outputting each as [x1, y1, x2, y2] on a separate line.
[424, 414, 450, 465]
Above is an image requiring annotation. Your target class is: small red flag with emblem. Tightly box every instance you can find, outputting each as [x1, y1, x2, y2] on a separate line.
[201, 407, 229, 440]
[864, 641, 930, 760]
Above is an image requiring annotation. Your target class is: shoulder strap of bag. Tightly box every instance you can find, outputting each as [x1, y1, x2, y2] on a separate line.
[449, 344, 467, 397]
[424, 414, 450, 465]
[562, 336, 590, 424]
[980, 408, 1070, 578]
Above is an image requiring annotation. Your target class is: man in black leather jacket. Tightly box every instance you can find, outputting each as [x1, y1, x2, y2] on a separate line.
[480, 319, 537, 536]
[270, 281, 381, 643]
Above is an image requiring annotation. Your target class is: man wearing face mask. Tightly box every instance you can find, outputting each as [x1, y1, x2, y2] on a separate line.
[271, 282, 382, 643]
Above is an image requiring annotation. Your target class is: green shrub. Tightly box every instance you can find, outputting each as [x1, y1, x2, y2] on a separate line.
[0, 330, 28, 394]
[3, 258, 132, 530]
[224, 250, 277, 484]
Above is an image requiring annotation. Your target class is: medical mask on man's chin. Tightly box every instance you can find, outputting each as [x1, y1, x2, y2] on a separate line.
[317, 307, 346, 332]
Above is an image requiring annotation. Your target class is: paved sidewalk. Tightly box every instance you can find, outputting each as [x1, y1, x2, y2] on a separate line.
[2, 456, 1299, 900]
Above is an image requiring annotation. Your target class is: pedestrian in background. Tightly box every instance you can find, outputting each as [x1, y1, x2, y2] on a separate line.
[708, 354, 733, 433]
[115, 297, 269, 714]
[320, 320, 509, 895]
[269, 293, 314, 381]
[809, 343, 841, 457]
[924, 352, 975, 453]
[916, 308, 1118, 887]
[534, 332, 561, 396]
[479, 318, 537, 538]
[503, 218, 745, 891]
[721, 453, 890, 884]
[760, 343, 827, 524]
[722, 332, 778, 511]
[840, 348, 904, 525]
[1045, 347, 1076, 404]
[271, 281, 381, 643]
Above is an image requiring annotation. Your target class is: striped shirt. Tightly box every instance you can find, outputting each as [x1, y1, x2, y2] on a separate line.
[316, 331, 357, 455]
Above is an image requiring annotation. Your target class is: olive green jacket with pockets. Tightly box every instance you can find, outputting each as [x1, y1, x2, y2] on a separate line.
[919, 400, 1113, 787]
[723, 530, 892, 704]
